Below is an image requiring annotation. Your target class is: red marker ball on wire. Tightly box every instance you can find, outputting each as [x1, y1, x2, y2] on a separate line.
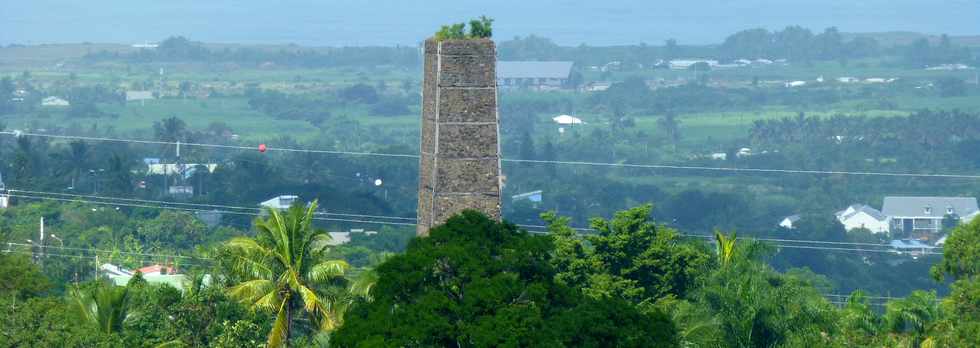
[258, 144, 267, 153]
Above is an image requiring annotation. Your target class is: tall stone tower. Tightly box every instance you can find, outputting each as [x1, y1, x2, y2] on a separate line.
[417, 38, 501, 236]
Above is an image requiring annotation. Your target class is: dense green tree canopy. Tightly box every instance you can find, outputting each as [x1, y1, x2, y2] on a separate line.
[333, 211, 678, 347]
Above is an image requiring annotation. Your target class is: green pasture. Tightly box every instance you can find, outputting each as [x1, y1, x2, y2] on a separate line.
[1, 97, 420, 143]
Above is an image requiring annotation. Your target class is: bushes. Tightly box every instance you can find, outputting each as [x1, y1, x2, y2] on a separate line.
[434, 16, 494, 41]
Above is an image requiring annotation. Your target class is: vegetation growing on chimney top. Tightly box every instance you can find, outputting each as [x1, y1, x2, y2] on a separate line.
[434, 16, 494, 41]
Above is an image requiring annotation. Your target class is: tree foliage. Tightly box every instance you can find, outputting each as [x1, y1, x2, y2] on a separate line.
[333, 211, 678, 347]
[222, 200, 351, 347]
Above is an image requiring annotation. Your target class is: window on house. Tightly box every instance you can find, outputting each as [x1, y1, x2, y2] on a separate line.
[924, 206, 932, 215]
[947, 207, 954, 215]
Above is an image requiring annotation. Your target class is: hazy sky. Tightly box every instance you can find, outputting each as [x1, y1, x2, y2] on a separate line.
[3, 0, 979, 46]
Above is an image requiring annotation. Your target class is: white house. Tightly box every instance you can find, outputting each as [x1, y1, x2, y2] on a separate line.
[260, 195, 299, 210]
[882, 196, 979, 235]
[41, 96, 69, 107]
[835, 204, 890, 234]
[779, 214, 801, 229]
[126, 91, 155, 102]
[147, 163, 217, 178]
[582, 81, 612, 92]
[512, 190, 543, 204]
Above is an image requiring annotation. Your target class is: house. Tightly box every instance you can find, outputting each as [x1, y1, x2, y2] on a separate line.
[582, 81, 612, 92]
[497, 61, 574, 89]
[883, 196, 979, 235]
[736, 148, 753, 158]
[668, 59, 718, 70]
[260, 195, 299, 210]
[512, 190, 543, 204]
[326, 232, 352, 246]
[101, 263, 192, 290]
[322, 229, 378, 246]
[125, 91, 155, 103]
[41, 96, 69, 107]
[835, 204, 889, 234]
[889, 239, 937, 257]
[779, 214, 801, 229]
[552, 115, 583, 125]
[147, 163, 218, 178]
[195, 210, 223, 227]
[168, 185, 194, 196]
[100, 263, 132, 277]
[137, 264, 177, 275]
[0, 172, 7, 209]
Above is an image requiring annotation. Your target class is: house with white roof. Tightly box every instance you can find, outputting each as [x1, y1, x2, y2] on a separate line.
[41, 96, 69, 107]
[779, 214, 801, 229]
[882, 196, 979, 235]
[260, 195, 299, 210]
[835, 204, 889, 234]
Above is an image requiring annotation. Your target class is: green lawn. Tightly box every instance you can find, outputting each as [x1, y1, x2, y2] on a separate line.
[3, 98, 422, 143]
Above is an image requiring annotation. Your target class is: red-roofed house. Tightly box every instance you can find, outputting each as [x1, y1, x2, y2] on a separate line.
[137, 264, 177, 276]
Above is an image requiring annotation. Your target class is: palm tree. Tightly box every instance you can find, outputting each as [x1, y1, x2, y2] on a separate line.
[714, 230, 737, 267]
[50, 140, 89, 189]
[72, 284, 132, 335]
[657, 111, 681, 151]
[224, 200, 350, 347]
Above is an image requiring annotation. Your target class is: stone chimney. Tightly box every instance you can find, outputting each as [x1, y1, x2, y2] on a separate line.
[417, 38, 501, 236]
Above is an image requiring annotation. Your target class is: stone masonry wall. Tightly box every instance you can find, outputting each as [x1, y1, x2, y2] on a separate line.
[417, 38, 501, 236]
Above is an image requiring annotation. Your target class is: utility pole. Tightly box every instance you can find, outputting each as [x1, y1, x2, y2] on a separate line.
[39, 217, 44, 261]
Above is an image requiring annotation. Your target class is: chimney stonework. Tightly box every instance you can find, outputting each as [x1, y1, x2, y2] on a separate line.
[417, 38, 501, 236]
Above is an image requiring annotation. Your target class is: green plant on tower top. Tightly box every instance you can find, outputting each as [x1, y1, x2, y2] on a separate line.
[434, 16, 494, 41]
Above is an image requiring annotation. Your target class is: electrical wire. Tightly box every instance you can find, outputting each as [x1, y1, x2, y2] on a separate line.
[6, 131, 980, 179]
[1, 249, 210, 266]
[7, 193, 418, 227]
[5, 242, 205, 260]
[516, 223, 937, 250]
[0, 131, 419, 159]
[6, 191, 945, 256]
[7, 189, 418, 221]
[503, 158, 980, 180]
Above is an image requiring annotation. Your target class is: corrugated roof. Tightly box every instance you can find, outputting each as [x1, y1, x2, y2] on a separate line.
[882, 196, 979, 218]
[497, 61, 573, 79]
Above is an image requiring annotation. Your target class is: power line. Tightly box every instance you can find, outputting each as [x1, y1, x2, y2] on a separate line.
[7, 193, 418, 227]
[5, 242, 205, 260]
[0, 131, 419, 159]
[6, 191, 945, 256]
[503, 158, 980, 180]
[6, 131, 980, 180]
[7, 189, 417, 221]
[1, 249, 210, 266]
[516, 223, 937, 250]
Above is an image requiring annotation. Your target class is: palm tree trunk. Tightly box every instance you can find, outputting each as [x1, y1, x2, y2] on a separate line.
[285, 302, 292, 348]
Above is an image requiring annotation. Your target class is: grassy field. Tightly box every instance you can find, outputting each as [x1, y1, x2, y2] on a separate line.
[2, 97, 420, 143]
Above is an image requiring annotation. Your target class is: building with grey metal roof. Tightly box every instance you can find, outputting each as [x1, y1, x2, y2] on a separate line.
[882, 196, 979, 235]
[497, 61, 574, 89]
